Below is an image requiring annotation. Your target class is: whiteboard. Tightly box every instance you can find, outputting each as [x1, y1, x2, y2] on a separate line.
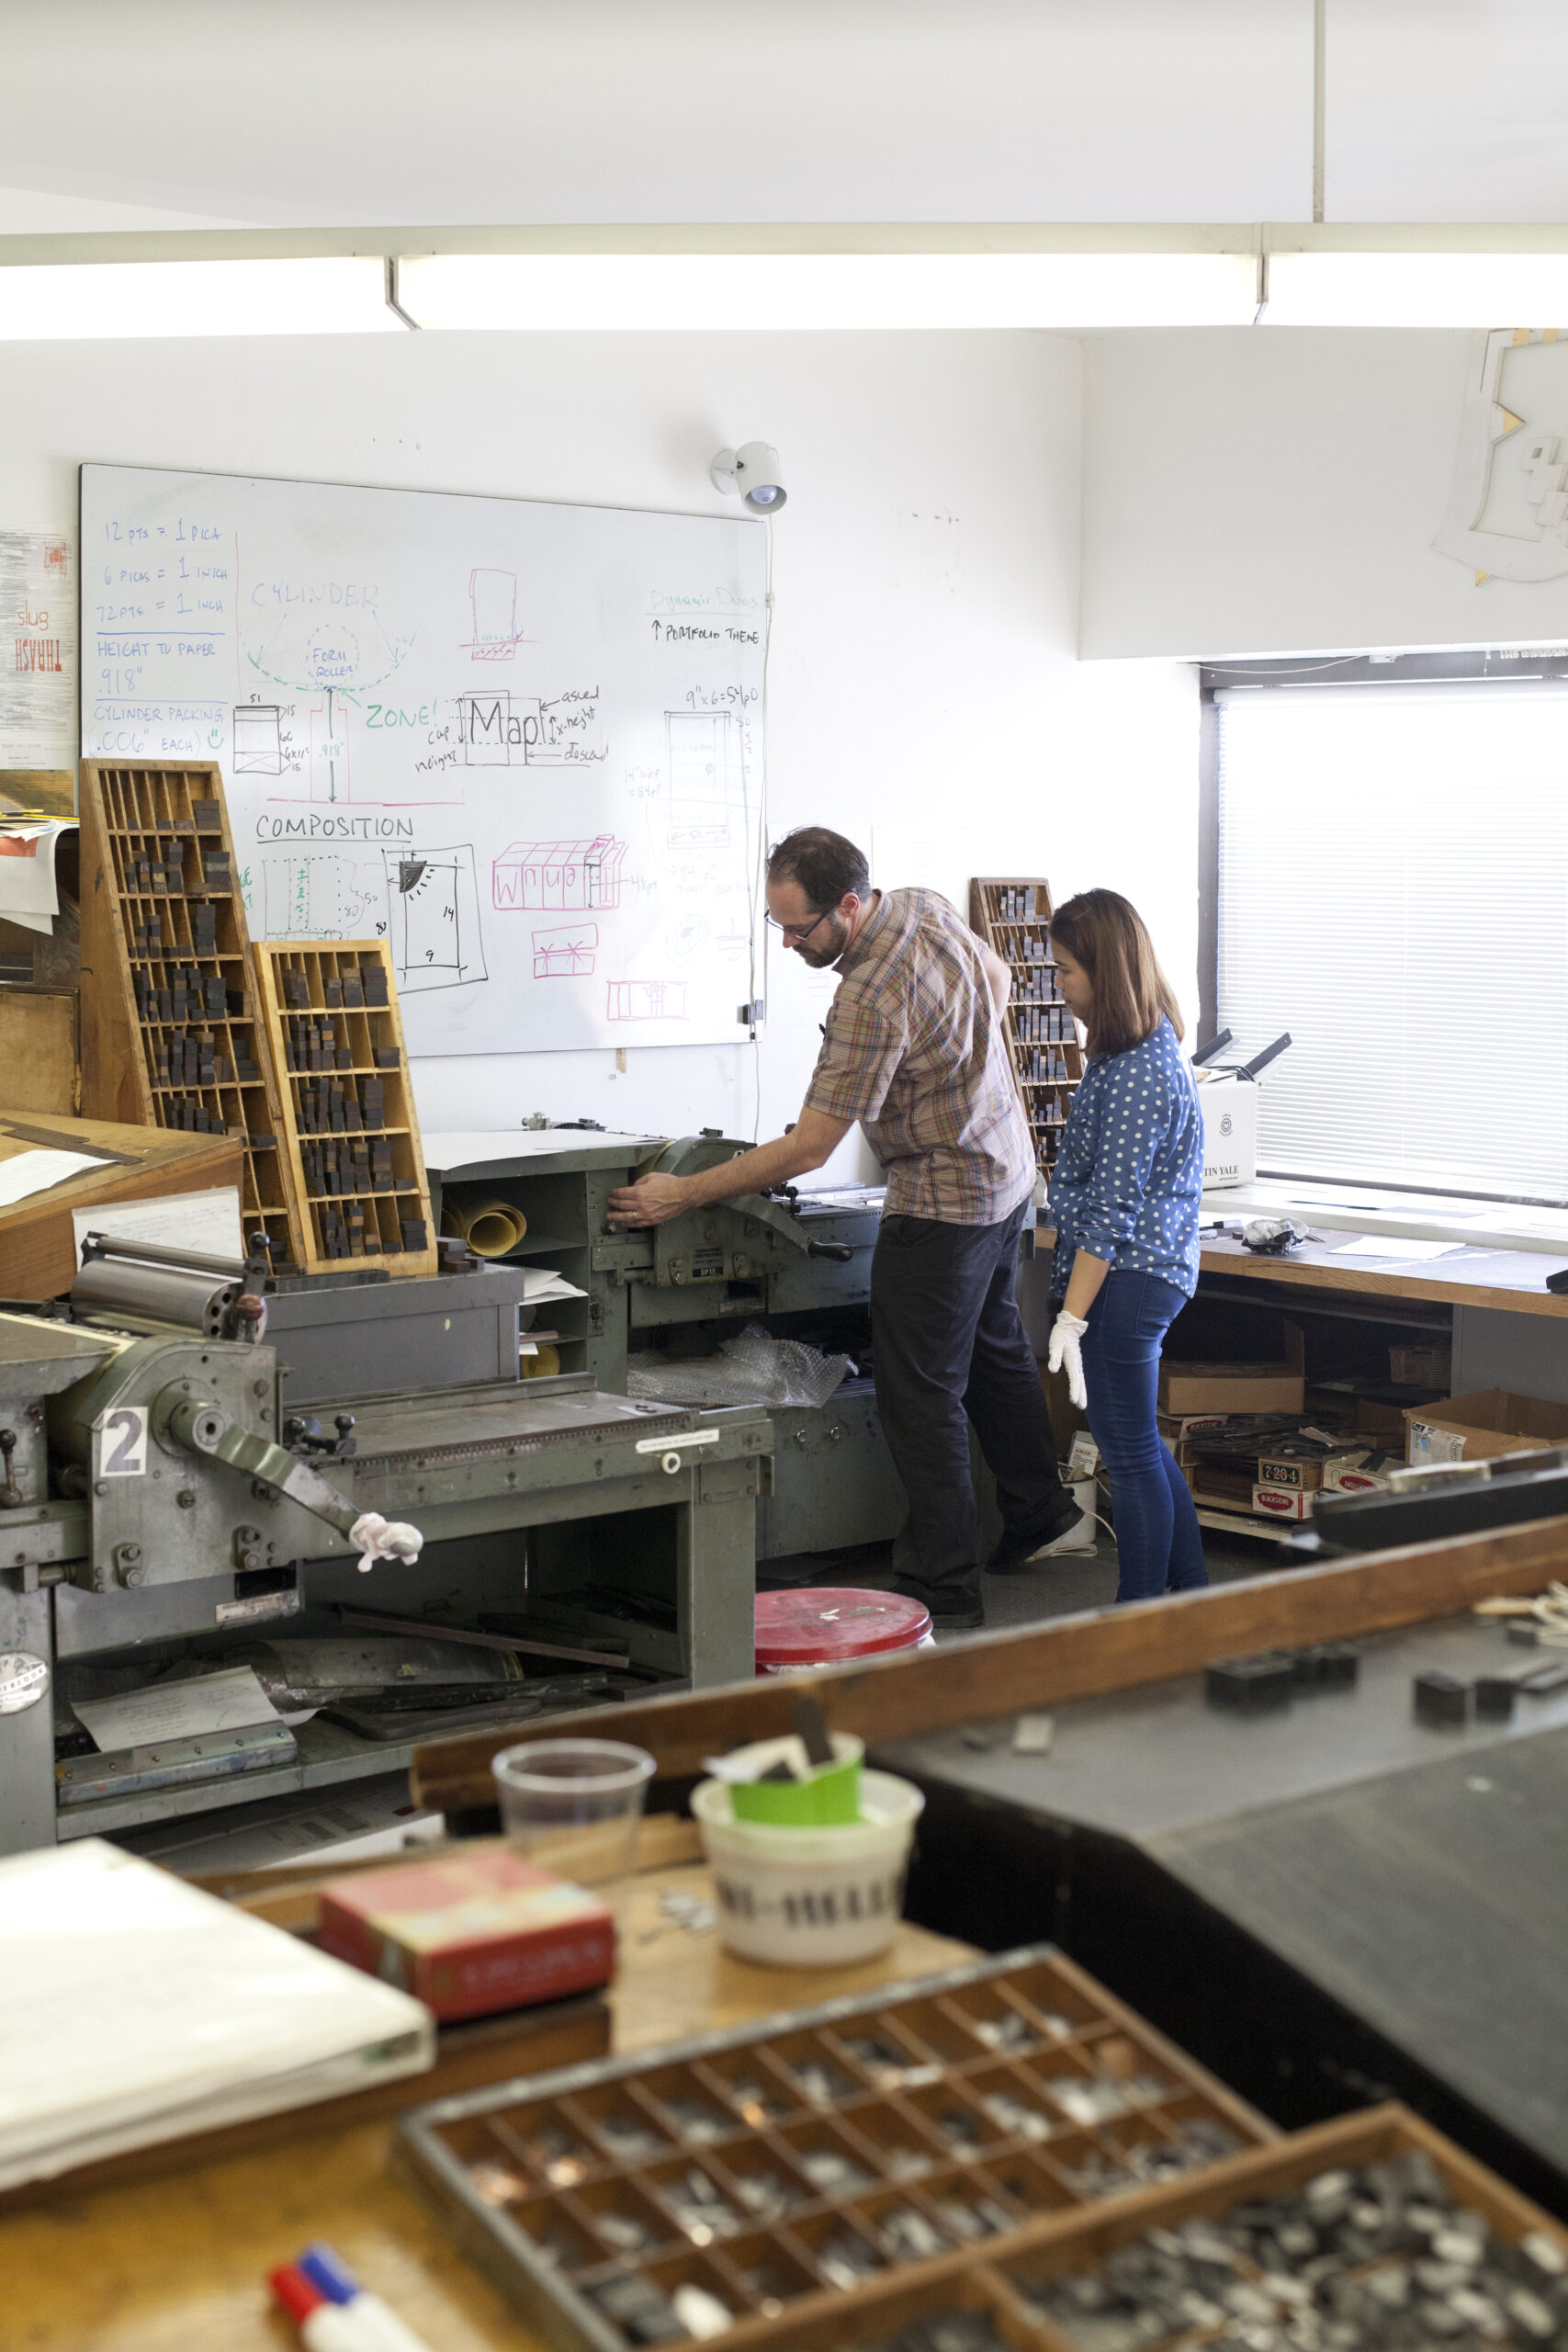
[79, 464, 767, 1056]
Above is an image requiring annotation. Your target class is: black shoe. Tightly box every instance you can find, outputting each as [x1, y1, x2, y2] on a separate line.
[892, 1578, 985, 1632]
[986, 1498, 1088, 1575]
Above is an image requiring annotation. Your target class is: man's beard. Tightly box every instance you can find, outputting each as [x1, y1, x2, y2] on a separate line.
[795, 911, 852, 969]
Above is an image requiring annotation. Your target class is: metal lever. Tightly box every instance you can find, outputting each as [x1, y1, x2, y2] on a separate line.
[807, 1241, 855, 1262]
[152, 1385, 410, 1555]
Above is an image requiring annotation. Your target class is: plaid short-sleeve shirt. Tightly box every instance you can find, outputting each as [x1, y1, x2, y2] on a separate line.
[804, 888, 1035, 1226]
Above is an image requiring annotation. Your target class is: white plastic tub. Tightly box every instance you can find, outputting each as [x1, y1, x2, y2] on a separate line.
[690, 1768, 925, 1967]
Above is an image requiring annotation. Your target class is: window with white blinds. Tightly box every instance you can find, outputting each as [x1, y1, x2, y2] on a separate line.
[1215, 682, 1568, 1203]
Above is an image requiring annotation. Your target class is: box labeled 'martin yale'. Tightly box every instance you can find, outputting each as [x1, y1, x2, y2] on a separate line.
[318, 1850, 615, 2024]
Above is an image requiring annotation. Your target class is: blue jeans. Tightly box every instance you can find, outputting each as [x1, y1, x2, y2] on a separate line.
[1078, 1270, 1209, 1605]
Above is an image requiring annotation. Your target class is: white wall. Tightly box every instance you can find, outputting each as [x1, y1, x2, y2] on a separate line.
[0, 328, 1200, 1172]
[1080, 325, 1568, 660]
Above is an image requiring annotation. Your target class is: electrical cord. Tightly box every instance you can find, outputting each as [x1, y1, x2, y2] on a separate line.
[747, 515, 775, 1141]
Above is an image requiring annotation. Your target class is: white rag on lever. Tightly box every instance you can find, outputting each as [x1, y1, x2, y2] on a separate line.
[347, 1511, 424, 1573]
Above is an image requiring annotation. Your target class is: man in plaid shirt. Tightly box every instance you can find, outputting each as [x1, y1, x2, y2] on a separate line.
[608, 827, 1083, 1627]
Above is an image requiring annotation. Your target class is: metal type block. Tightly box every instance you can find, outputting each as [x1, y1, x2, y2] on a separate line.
[1413, 1670, 1471, 1728]
[1206, 1652, 1297, 1712]
[1474, 1675, 1518, 1721]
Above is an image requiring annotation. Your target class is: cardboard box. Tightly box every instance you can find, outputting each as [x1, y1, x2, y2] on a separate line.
[1404, 1388, 1568, 1467]
[1188, 1458, 1260, 1509]
[1157, 1321, 1305, 1418]
[1321, 1449, 1393, 1492]
[1256, 1452, 1325, 1492]
[318, 1849, 615, 2024]
[1390, 1343, 1452, 1387]
[1196, 1072, 1258, 1190]
[1251, 1482, 1313, 1521]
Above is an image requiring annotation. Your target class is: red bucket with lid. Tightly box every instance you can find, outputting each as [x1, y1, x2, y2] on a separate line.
[754, 1587, 935, 1675]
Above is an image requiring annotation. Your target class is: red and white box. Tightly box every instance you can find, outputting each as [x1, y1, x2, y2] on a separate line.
[1251, 1482, 1313, 1521]
[318, 1849, 615, 2023]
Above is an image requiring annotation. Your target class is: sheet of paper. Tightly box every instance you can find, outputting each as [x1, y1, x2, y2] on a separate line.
[73, 1667, 280, 1753]
[0, 823, 76, 924]
[518, 1267, 589, 1302]
[1333, 1233, 1468, 1261]
[72, 1186, 243, 1268]
[0, 1148, 111, 1210]
[0, 528, 76, 772]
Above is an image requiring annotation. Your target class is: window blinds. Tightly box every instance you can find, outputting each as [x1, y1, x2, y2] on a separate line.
[1215, 682, 1568, 1202]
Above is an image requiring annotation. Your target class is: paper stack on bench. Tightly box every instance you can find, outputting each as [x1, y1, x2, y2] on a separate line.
[0, 1840, 434, 2188]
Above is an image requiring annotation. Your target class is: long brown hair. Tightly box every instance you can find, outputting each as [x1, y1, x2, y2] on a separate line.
[1049, 889, 1182, 1057]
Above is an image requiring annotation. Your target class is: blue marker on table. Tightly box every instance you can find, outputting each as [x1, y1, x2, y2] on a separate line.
[297, 2245, 434, 2352]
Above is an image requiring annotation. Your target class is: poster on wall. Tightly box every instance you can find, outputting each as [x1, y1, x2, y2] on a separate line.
[0, 527, 76, 805]
[1435, 328, 1568, 585]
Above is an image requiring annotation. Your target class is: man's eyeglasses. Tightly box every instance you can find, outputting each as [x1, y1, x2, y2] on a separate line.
[764, 909, 831, 943]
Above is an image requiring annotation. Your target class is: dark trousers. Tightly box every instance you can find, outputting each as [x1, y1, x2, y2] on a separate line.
[870, 1202, 1067, 1605]
[1078, 1269, 1209, 1605]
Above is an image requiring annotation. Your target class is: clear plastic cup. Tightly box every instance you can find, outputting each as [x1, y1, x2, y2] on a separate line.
[492, 1738, 656, 1907]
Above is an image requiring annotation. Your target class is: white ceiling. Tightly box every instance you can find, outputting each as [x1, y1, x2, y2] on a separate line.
[1, 0, 1564, 236]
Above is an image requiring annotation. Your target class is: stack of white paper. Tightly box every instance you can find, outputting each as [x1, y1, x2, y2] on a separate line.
[0, 1840, 434, 2187]
[519, 1266, 589, 1303]
[0, 820, 75, 936]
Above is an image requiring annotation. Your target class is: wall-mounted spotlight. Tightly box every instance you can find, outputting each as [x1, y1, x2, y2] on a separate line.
[711, 442, 787, 513]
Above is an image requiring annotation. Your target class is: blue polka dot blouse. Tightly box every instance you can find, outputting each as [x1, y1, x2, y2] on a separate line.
[1049, 1016, 1202, 1298]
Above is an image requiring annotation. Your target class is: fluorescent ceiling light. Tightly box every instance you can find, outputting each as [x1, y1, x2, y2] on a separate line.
[0, 257, 400, 339]
[396, 251, 1258, 331]
[1267, 251, 1568, 328]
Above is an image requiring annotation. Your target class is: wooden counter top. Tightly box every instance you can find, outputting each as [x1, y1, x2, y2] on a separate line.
[0, 1840, 973, 2352]
[1199, 1229, 1568, 1317]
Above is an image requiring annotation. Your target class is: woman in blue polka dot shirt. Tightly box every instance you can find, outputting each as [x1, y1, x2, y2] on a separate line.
[1045, 890, 1207, 1604]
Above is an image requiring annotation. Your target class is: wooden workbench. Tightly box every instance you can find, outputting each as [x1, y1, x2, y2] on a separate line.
[0, 1834, 972, 2352]
[0, 1113, 242, 1299]
[1199, 1228, 1568, 1318]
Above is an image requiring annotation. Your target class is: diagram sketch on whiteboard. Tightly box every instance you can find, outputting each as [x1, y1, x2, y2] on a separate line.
[460, 687, 604, 767]
[310, 695, 351, 802]
[250, 854, 378, 941]
[607, 979, 687, 1022]
[232, 705, 282, 775]
[380, 845, 488, 992]
[665, 915, 710, 964]
[465, 568, 525, 660]
[493, 835, 626, 911]
[666, 710, 739, 844]
[533, 922, 597, 979]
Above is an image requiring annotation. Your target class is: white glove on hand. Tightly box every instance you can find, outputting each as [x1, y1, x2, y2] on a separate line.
[347, 1510, 424, 1573]
[1047, 1309, 1090, 1412]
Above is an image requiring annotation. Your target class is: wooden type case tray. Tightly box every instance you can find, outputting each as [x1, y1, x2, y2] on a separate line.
[685, 2102, 1568, 2352]
[968, 880, 1082, 1180]
[397, 1945, 1275, 2352]
[77, 760, 307, 1272]
[250, 940, 437, 1276]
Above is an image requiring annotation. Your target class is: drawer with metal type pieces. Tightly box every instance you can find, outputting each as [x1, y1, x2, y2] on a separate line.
[250, 940, 437, 1276]
[396, 1944, 1275, 2351]
[76, 759, 309, 1276]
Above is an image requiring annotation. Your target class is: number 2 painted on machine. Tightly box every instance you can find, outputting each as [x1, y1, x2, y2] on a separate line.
[100, 1407, 148, 1477]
